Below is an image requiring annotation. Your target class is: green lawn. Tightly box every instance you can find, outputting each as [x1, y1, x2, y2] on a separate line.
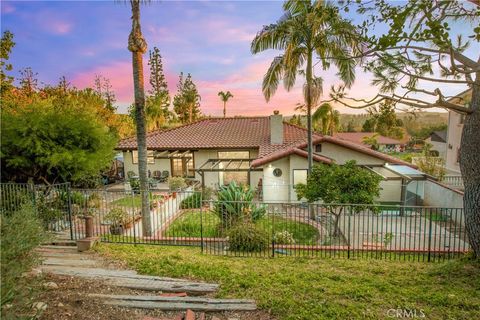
[97, 244, 479, 320]
[164, 211, 319, 244]
[111, 194, 163, 208]
[165, 210, 220, 237]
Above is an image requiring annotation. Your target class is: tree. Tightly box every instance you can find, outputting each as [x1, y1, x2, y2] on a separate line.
[173, 72, 201, 123]
[0, 30, 15, 93]
[218, 91, 233, 118]
[332, 0, 480, 256]
[288, 114, 304, 127]
[362, 133, 379, 150]
[362, 101, 404, 139]
[251, 0, 358, 174]
[312, 102, 339, 135]
[147, 46, 172, 129]
[127, 0, 151, 236]
[415, 143, 446, 180]
[94, 75, 117, 112]
[1, 96, 117, 186]
[295, 161, 382, 236]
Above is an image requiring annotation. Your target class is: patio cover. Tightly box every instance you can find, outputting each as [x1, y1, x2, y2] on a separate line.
[194, 158, 263, 188]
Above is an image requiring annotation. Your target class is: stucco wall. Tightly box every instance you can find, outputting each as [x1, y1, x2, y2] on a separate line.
[262, 157, 290, 202]
[445, 111, 462, 173]
[423, 179, 464, 226]
[321, 142, 386, 165]
[122, 151, 169, 176]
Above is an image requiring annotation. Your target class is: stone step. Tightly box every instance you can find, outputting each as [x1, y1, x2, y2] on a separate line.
[42, 258, 98, 267]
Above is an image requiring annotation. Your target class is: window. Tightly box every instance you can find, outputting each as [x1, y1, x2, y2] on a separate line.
[132, 150, 155, 164]
[218, 151, 250, 186]
[293, 169, 308, 185]
[315, 144, 322, 153]
[170, 153, 194, 177]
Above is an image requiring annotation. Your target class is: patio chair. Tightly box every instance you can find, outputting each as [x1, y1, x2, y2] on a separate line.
[152, 170, 162, 180]
[158, 170, 169, 183]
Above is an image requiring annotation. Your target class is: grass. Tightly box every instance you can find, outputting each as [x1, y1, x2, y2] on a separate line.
[112, 194, 163, 208]
[164, 211, 319, 244]
[97, 244, 479, 320]
[165, 210, 220, 237]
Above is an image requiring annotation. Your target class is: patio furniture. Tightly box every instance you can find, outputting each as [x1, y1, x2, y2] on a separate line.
[152, 171, 162, 180]
[158, 170, 169, 182]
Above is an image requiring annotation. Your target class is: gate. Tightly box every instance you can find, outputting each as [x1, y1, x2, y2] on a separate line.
[0, 182, 77, 240]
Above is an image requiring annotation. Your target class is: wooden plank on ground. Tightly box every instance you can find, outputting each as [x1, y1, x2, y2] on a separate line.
[41, 266, 193, 283]
[102, 300, 257, 312]
[89, 294, 255, 305]
[42, 258, 98, 267]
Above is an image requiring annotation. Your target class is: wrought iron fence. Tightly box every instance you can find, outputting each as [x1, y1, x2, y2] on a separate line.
[199, 201, 469, 261]
[0, 183, 470, 261]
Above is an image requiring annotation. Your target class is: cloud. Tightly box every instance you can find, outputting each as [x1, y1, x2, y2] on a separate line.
[1, 2, 15, 14]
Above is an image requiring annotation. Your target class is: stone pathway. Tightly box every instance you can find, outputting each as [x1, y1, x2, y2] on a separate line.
[36, 242, 256, 320]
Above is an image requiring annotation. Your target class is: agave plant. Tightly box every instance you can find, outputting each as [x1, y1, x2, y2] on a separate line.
[213, 181, 265, 226]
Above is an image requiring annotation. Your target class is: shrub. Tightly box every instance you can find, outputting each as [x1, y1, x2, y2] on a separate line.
[180, 192, 202, 209]
[273, 230, 295, 245]
[201, 186, 214, 201]
[168, 177, 187, 191]
[213, 181, 265, 225]
[1, 205, 48, 316]
[105, 207, 129, 227]
[228, 222, 269, 252]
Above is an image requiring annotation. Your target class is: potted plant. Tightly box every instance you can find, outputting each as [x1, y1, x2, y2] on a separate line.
[168, 177, 187, 198]
[105, 208, 129, 235]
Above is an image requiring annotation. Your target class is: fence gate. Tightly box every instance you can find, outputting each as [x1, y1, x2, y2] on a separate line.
[0, 182, 77, 240]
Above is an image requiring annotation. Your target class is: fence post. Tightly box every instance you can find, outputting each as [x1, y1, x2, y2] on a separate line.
[347, 206, 351, 259]
[66, 183, 74, 240]
[132, 190, 137, 246]
[271, 208, 275, 258]
[200, 195, 204, 254]
[427, 208, 433, 262]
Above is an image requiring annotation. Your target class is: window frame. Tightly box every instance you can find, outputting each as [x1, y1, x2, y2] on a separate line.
[292, 169, 308, 186]
[170, 152, 195, 178]
[132, 150, 155, 164]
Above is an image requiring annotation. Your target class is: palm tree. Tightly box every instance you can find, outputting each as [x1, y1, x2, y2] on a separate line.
[127, 0, 151, 236]
[251, 0, 357, 173]
[312, 102, 339, 135]
[218, 91, 233, 118]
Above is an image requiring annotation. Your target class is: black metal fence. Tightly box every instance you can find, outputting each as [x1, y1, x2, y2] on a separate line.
[0, 183, 470, 261]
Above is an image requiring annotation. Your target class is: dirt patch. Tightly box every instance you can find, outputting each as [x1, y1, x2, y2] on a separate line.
[37, 274, 274, 320]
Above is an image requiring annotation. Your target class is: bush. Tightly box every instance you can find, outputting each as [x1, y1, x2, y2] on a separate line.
[129, 177, 140, 193]
[201, 186, 214, 201]
[180, 192, 202, 209]
[228, 222, 269, 252]
[213, 181, 266, 225]
[168, 177, 187, 191]
[1, 205, 48, 315]
[104, 207, 129, 227]
[273, 230, 295, 245]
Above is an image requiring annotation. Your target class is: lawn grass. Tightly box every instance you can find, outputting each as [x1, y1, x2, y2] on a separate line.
[164, 211, 319, 244]
[165, 210, 220, 237]
[112, 194, 163, 208]
[97, 244, 479, 320]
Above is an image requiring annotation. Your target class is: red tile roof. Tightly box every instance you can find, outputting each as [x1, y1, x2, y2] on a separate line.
[333, 132, 403, 146]
[117, 117, 414, 167]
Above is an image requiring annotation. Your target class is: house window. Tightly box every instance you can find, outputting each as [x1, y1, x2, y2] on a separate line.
[170, 153, 194, 177]
[293, 169, 308, 186]
[132, 150, 155, 164]
[218, 151, 250, 186]
[315, 144, 322, 153]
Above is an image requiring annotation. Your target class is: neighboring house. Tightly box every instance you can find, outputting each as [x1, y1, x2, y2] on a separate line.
[117, 112, 427, 204]
[333, 132, 403, 152]
[445, 89, 472, 174]
[425, 130, 447, 159]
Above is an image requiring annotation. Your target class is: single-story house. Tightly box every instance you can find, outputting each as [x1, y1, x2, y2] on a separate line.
[333, 132, 403, 152]
[425, 130, 447, 159]
[117, 112, 426, 204]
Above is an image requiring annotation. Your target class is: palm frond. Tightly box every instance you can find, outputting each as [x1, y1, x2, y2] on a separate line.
[263, 56, 285, 102]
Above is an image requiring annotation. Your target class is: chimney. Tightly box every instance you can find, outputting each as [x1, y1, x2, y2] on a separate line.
[270, 110, 283, 145]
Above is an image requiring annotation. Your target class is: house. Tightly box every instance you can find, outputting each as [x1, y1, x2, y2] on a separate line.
[425, 130, 447, 159]
[117, 112, 427, 204]
[333, 132, 403, 152]
[445, 89, 471, 174]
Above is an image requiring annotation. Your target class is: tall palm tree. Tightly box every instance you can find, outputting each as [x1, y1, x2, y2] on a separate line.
[128, 0, 151, 236]
[312, 102, 339, 135]
[218, 91, 233, 118]
[251, 0, 357, 173]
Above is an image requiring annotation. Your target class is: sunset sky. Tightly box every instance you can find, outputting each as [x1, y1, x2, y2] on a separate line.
[1, 1, 476, 116]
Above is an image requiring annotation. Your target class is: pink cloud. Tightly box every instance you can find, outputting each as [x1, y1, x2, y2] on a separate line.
[1, 2, 15, 14]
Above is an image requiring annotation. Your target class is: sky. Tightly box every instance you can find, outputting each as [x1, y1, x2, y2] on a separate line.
[1, 0, 476, 116]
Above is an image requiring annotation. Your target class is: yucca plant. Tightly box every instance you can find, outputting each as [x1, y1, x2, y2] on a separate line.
[213, 181, 265, 226]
